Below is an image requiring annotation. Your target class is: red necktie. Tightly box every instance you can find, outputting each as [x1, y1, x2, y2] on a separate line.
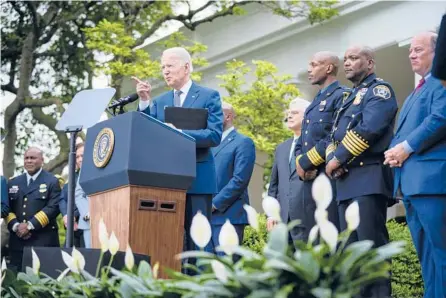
[415, 78, 425, 92]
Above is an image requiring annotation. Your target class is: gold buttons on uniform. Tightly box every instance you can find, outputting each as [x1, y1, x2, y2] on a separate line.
[23, 205, 26, 208]
[360, 162, 364, 166]
[305, 142, 308, 146]
[319, 119, 322, 122]
[24, 198, 28, 201]
[23, 220, 26, 223]
[307, 120, 310, 123]
[22, 212, 26, 215]
[305, 131, 308, 134]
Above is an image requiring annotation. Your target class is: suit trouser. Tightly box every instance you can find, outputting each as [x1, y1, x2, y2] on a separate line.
[303, 175, 340, 238]
[338, 195, 391, 298]
[403, 195, 446, 298]
[182, 193, 212, 274]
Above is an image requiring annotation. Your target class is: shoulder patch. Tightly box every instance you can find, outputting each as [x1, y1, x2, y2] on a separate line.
[373, 85, 391, 99]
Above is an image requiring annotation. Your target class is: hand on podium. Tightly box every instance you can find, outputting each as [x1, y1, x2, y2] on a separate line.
[132, 76, 152, 102]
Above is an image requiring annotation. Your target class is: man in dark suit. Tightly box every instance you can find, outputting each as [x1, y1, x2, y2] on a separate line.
[432, 14, 446, 86]
[267, 98, 310, 243]
[295, 51, 350, 233]
[210, 102, 256, 254]
[326, 46, 398, 298]
[134, 47, 223, 256]
[5, 147, 61, 272]
[385, 32, 445, 298]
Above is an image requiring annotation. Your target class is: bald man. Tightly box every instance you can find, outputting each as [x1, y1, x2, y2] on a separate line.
[210, 102, 256, 255]
[326, 45, 398, 297]
[295, 51, 350, 236]
[385, 32, 446, 298]
[5, 147, 61, 272]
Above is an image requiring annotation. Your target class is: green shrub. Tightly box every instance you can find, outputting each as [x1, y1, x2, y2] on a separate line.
[243, 216, 424, 298]
[387, 219, 423, 298]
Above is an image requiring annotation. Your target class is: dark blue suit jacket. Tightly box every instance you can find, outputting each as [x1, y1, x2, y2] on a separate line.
[1, 175, 8, 218]
[140, 82, 223, 194]
[390, 76, 446, 196]
[432, 14, 446, 81]
[211, 129, 256, 225]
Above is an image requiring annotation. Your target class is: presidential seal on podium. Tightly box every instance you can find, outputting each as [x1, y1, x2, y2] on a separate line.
[93, 127, 115, 168]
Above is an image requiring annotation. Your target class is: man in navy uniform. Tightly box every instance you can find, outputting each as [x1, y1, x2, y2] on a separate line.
[295, 51, 349, 233]
[325, 46, 398, 298]
[210, 102, 256, 254]
[134, 47, 223, 258]
[5, 147, 61, 272]
[385, 32, 445, 298]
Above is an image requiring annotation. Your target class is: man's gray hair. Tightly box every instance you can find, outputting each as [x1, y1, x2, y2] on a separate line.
[162, 47, 194, 72]
[289, 97, 310, 111]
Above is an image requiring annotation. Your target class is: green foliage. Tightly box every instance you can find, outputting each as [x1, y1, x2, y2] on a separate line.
[387, 220, 423, 298]
[2, 218, 405, 298]
[244, 216, 424, 298]
[217, 60, 299, 183]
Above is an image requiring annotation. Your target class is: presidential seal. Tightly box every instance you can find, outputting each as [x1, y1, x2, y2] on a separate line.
[93, 128, 115, 168]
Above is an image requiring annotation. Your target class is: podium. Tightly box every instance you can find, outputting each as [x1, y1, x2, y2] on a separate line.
[79, 111, 196, 278]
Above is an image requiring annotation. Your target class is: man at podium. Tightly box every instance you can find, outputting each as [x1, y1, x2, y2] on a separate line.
[134, 47, 223, 256]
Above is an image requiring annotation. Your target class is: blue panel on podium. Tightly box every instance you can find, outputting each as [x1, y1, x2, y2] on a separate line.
[79, 111, 196, 195]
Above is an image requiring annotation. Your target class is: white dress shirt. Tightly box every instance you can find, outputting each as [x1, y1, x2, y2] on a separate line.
[289, 136, 299, 162]
[221, 126, 235, 142]
[26, 167, 42, 186]
[138, 79, 193, 111]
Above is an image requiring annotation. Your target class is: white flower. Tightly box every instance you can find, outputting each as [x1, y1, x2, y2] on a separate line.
[308, 225, 319, 244]
[243, 204, 259, 231]
[311, 174, 332, 210]
[61, 247, 85, 274]
[152, 262, 159, 279]
[345, 201, 360, 231]
[211, 260, 229, 283]
[109, 232, 120, 256]
[1, 258, 6, 271]
[319, 220, 339, 253]
[218, 220, 239, 255]
[99, 218, 109, 253]
[262, 196, 281, 221]
[190, 211, 212, 249]
[314, 208, 328, 225]
[125, 245, 134, 271]
[31, 248, 40, 275]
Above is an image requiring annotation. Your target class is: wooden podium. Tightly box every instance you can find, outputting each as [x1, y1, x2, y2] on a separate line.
[79, 111, 196, 278]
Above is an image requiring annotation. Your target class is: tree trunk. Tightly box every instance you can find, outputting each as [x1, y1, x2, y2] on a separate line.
[2, 32, 36, 178]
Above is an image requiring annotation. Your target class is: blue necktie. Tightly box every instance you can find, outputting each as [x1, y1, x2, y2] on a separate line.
[174, 90, 182, 107]
[289, 138, 298, 172]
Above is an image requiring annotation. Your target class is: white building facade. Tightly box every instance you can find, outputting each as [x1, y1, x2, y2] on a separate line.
[123, 0, 446, 214]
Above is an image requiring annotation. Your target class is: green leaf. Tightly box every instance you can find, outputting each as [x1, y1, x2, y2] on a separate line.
[338, 240, 374, 276]
[275, 284, 295, 298]
[299, 251, 320, 282]
[311, 287, 332, 298]
[265, 223, 288, 255]
[137, 260, 153, 278]
[177, 251, 217, 260]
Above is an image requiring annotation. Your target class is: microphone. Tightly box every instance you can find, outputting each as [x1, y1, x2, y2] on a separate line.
[108, 93, 139, 109]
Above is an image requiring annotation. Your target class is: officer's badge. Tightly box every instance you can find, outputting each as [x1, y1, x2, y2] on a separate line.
[93, 127, 115, 168]
[39, 184, 47, 193]
[9, 185, 18, 194]
[373, 85, 391, 99]
[319, 100, 327, 111]
[353, 88, 368, 105]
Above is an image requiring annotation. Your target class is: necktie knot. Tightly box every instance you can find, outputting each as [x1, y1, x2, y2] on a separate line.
[415, 78, 425, 91]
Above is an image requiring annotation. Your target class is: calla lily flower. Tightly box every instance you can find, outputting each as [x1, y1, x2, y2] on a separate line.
[190, 211, 212, 249]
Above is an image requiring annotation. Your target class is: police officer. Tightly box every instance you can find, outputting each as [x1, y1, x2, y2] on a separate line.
[296, 51, 349, 235]
[326, 46, 398, 298]
[5, 147, 61, 272]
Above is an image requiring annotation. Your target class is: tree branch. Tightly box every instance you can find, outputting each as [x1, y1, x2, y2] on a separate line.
[1, 83, 18, 94]
[31, 108, 69, 173]
[24, 97, 62, 108]
[26, 1, 40, 38]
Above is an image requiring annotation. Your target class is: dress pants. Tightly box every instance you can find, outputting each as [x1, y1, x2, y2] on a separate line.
[403, 195, 446, 298]
[339, 195, 391, 298]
